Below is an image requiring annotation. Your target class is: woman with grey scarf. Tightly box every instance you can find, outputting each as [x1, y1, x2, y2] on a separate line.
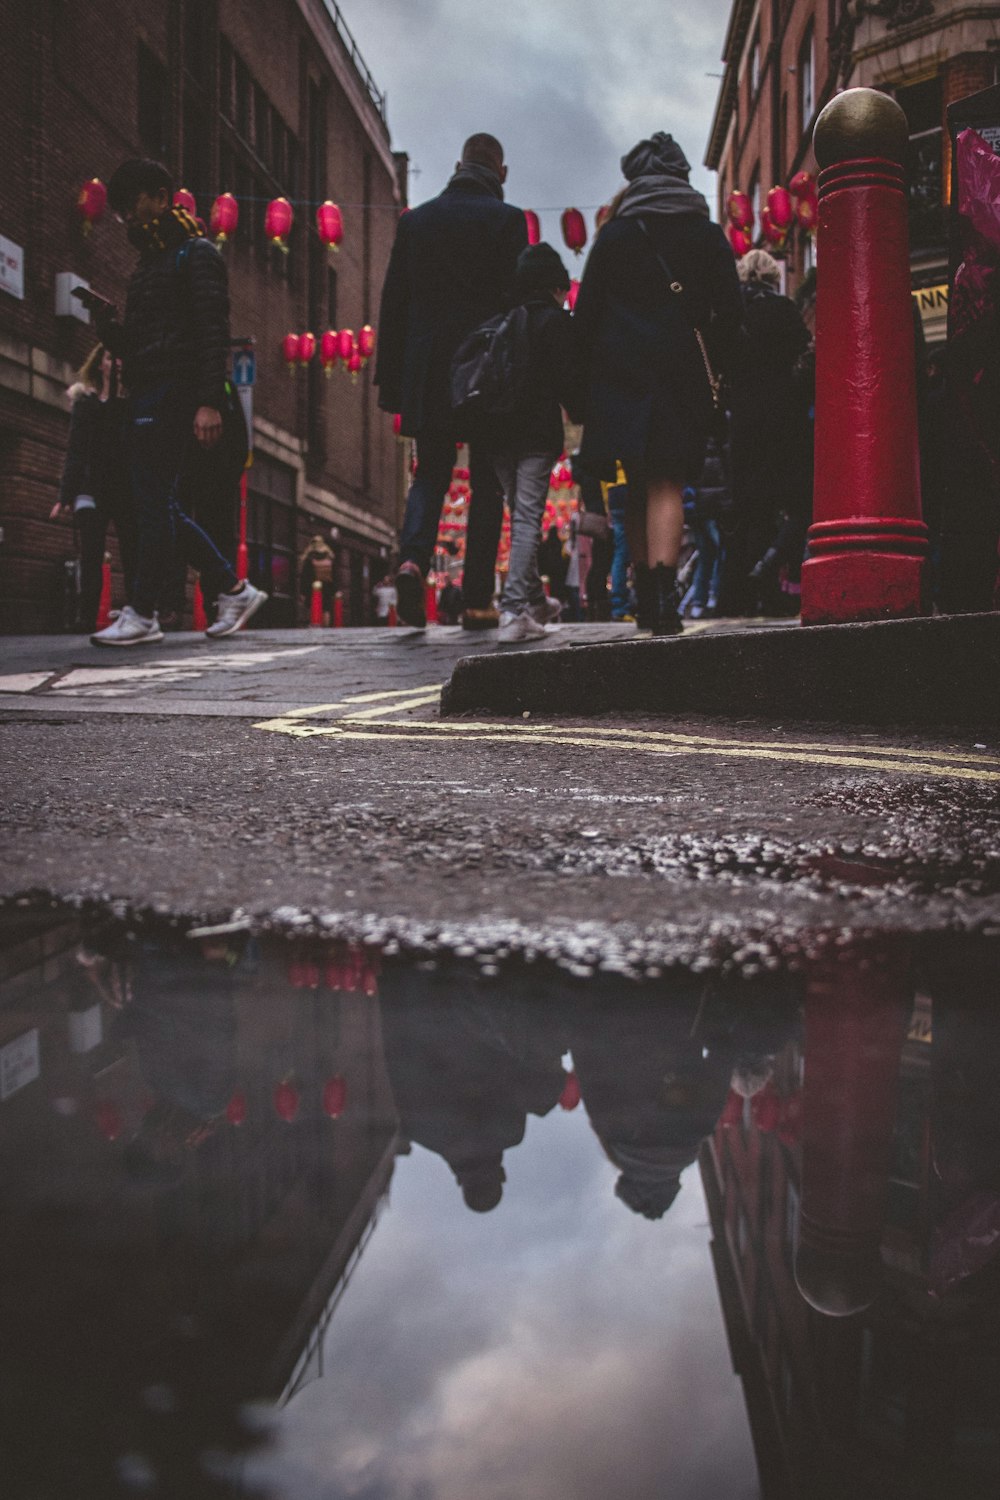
[574, 133, 744, 634]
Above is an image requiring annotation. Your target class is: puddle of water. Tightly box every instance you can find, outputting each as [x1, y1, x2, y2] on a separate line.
[1, 908, 999, 1499]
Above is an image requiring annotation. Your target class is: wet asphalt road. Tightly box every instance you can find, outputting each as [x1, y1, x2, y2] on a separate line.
[2, 625, 999, 971]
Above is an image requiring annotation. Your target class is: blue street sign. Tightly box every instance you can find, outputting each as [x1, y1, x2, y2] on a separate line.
[232, 347, 256, 386]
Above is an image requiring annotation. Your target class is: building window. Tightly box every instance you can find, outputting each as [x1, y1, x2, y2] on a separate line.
[219, 38, 235, 120]
[749, 28, 761, 98]
[896, 76, 945, 254]
[749, 165, 761, 237]
[182, 93, 209, 196]
[183, 0, 210, 84]
[235, 56, 251, 140]
[137, 44, 168, 160]
[799, 22, 815, 133]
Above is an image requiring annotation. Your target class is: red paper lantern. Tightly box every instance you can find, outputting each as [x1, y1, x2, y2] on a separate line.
[337, 328, 354, 363]
[727, 224, 752, 257]
[719, 1090, 744, 1129]
[297, 331, 317, 366]
[726, 190, 753, 230]
[751, 1084, 782, 1134]
[524, 209, 541, 245]
[265, 196, 294, 251]
[347, 351, 362, 383]
[788, 170, 815, 200]
[322, 1075, 348, 1119]
[173, 187, 197, 216]
[794, 191, 819, 232]
[566, 278, 580, 312]
[760, 207, 786, 248]
[766, 185, 794, 230]
[320, 329, 339, 376]
[273, 1078, 300, 1122]
[596, 203, 612, 231]
[316, 199, 344, 254]
[226, 1090, 247, 1126]
[392, 412, 403, 437]
[559, 1070, 581, 1110]
[76, 178, 107, 235]
[561, 207, 587, 256]
[358, 324, 376, 362]
[211, 192, 239, 243]
[454, 466, 470, 482]
[282, 332, 300, 374]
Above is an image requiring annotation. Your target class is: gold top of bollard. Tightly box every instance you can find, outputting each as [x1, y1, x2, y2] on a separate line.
[813, 87, 909, 169]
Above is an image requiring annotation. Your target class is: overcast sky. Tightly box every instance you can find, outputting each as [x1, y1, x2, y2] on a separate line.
[345, 0, 734, 239]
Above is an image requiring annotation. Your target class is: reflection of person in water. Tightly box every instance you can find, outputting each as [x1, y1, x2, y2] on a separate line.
[380, 976, 566, 1212]
[570, 977, 798, 1219]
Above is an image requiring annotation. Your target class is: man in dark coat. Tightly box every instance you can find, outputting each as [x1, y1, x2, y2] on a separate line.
[375, 134, 528, 627]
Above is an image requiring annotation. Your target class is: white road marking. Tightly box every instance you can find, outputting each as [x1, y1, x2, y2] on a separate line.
[0, 673, 55, 693]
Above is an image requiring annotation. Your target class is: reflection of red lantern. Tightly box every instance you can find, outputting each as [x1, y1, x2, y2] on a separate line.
[561, 207, 587, 256]
[559, 1071, 581, 1110]
[226, 1090, 247, 1126]
[316, 199, 344, 254]
[766, 185, 793, 230]
[320, 329, 339, 376]
[282, 333, 300, 374]
[337, 328, 354, 363]
[728, 224, 751, 257]
[77, 178, 107, 235]
[273, 1078, 300, 1122]
[96, 1098, 122, 1141]
[322, 1075, 347, 1119]
[566, 279, 580, 312]
[265, 196, 294, 251]
[297, 331, 317, 366]
[727, 190, 753, 230]
[524, 209, 541, 245]
[173, 187, 197, 216]
[210, 192, 239, 244]
[358, 324, 376, 362]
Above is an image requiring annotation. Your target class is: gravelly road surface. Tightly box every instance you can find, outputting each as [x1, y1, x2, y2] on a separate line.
[2, 626, 998, 971]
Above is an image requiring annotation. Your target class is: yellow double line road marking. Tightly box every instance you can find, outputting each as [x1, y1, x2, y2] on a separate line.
[253, 689, 1000, 783]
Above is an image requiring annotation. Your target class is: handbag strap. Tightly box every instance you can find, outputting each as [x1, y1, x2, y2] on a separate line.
[635, 220, 722, 408]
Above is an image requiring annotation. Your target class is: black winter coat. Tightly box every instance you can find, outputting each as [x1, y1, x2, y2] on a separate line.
[374, 178, 528, 435]
[482, 297, 582, 455]
[105, 218, 230, 407]
[57, 391, 130, 512]
[573, 214, 744, 482]
[729, 281, 811, 508]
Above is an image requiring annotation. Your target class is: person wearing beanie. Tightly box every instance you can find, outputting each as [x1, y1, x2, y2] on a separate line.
[489, 242, 584, 644]
[574, 132, 745, 634]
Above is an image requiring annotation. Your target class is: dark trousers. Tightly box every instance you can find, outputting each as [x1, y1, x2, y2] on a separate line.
[75, 503, 139, 632]
[129, 384, 236, 620]
[399, 428, 503, 609]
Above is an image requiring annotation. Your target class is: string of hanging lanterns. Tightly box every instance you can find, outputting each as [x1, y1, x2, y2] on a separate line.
[283, 324, 376, 380]
[725, 172, 818, 256]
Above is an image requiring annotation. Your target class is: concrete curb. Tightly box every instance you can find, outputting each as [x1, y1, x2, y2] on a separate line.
[440, 612, 1000, 726]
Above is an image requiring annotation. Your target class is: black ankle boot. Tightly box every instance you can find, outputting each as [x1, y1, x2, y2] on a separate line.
[650, 563, 682, 637]
[634, 564, 654, 630]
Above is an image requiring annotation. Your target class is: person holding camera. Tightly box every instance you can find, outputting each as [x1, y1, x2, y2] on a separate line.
[87, 158, 266, 646]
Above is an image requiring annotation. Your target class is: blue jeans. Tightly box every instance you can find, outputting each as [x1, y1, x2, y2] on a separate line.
[495, 450, 559, 614]
[399, 429, 502, 607]
[680, 515, 722, 614]
[609, 516, 631, 617]
[129, 384, 236, 620]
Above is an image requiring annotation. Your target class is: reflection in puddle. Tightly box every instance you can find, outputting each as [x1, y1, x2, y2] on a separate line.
[1, 910, 998, 1498]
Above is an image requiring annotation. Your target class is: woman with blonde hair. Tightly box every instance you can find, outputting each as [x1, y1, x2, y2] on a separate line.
[50, 344, 136, 632]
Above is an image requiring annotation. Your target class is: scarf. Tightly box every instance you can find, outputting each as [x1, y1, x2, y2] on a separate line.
[445, 162, 504, 201]
[615, 175, 710, 221]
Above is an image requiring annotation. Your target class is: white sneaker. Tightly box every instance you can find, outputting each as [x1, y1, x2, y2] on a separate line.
[497, 610, 547, 643]
[530, 596, 562, 624]
[91, 605, 163, 647]
[205, 582, 268, 638]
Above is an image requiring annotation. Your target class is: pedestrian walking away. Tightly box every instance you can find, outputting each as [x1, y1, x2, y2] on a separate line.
[50, 344, 137, 633]
[374, 133, 528, 629]
[573, 132, 744, 635]
[89, 158, 266, 646]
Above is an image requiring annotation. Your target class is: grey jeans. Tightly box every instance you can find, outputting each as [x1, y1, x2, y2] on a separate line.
[495, 450, 559, 614]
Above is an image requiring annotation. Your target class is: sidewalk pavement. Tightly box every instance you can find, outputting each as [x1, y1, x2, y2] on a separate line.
[442, 612, 1000, 728]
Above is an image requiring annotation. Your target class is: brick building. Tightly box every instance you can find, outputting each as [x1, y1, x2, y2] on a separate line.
[0, 0, 408, 632]
[704, 0, 1000, 340]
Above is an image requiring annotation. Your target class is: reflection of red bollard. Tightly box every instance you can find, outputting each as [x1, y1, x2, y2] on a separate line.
[309, 579, 323, 626]
[801, 90, 929, 625]
[796, 947, 911, 1316]
[95, 553, 112, 630]
[425, 580, 438, 624]
[333, 591, 344, 628]
[236, 470, 249, 582]
[192, 578, 208, 631]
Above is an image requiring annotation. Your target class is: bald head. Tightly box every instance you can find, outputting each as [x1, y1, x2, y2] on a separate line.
[459, 133, 507, 182]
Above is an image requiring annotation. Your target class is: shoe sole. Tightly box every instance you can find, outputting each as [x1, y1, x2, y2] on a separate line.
[91, 631, 164, 647]
[205, 590, 269, 639]
[395, 571, 426, 629]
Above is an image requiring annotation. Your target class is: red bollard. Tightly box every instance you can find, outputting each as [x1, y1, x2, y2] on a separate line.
[333, 590, 344, 628]
[795, 946, 912, 1317]
[94, 553, 112, 630]
[309, 579, 323, 626]
[801, 90, 929, 625]
[192, 578, 208, 632]
[425, 579, 438, 624]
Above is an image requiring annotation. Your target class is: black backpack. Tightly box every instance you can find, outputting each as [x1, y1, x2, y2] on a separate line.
[450, 305, 531, 418]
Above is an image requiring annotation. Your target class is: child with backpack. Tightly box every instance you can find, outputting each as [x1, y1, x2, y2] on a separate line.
[451, 243, 582, 642]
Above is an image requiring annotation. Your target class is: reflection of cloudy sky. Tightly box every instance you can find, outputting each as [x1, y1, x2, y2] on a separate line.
[345, 0, 732, 228]
[254, 1107, 757, 1499]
